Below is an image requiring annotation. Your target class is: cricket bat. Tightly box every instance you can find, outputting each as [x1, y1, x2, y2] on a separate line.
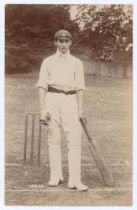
[80, 117, 115, 187]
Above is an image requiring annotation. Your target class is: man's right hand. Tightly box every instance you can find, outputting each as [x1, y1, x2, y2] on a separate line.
[40, 110, 51, 125]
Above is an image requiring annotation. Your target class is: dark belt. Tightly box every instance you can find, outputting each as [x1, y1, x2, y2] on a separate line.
[48, 86, 76, 95]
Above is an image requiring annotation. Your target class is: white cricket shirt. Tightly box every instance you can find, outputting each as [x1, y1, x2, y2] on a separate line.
[37, 50, 85, 91]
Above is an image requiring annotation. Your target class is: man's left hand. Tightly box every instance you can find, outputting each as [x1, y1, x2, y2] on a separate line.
[78, 110, 83, 120]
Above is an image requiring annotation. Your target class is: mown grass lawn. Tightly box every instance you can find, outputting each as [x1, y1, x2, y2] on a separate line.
[5, 74, 132, 206]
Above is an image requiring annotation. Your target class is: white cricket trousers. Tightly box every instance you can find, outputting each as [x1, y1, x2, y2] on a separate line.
[45, 92, 82, 184]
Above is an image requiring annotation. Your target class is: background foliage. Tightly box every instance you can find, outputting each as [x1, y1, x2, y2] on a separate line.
[73, 5, 132, 61]
[5, 4, 132, 74]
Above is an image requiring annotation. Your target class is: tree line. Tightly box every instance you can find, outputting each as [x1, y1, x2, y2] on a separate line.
[5, 4, 132, 74]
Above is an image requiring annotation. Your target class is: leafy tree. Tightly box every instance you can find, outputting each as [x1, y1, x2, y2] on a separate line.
[5, 4, 79, 47]
[72, 4, 132, 61]
[5, 4, 132, 74]
[5, 4, 79, 73]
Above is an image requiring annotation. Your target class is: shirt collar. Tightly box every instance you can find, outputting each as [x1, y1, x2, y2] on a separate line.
[56, 49, 70, 59]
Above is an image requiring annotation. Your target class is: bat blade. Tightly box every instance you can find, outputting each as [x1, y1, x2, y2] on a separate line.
[80, 118, 115, 187]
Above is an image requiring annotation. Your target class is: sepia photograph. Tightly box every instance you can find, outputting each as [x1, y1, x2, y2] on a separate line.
[5, 3, 133, 206]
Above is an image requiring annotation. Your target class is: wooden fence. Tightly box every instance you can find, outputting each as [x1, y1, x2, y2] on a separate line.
[83, 60, 132, 78]
[5, 46, 132, 78]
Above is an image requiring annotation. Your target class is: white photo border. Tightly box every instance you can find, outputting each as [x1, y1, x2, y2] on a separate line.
[1, 0, 136, 209]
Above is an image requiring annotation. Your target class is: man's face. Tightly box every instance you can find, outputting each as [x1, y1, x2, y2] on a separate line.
[55, 38, 72, 54]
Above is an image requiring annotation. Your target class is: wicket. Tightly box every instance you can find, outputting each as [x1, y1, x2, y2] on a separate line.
[23, 113, 42, 166]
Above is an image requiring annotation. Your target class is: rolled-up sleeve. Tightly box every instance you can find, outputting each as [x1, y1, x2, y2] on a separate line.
[75, 60, 85, 91]
[37, 58, 50, 90]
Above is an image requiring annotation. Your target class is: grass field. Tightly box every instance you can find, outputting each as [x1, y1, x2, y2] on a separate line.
[5, 73, 132, 206]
